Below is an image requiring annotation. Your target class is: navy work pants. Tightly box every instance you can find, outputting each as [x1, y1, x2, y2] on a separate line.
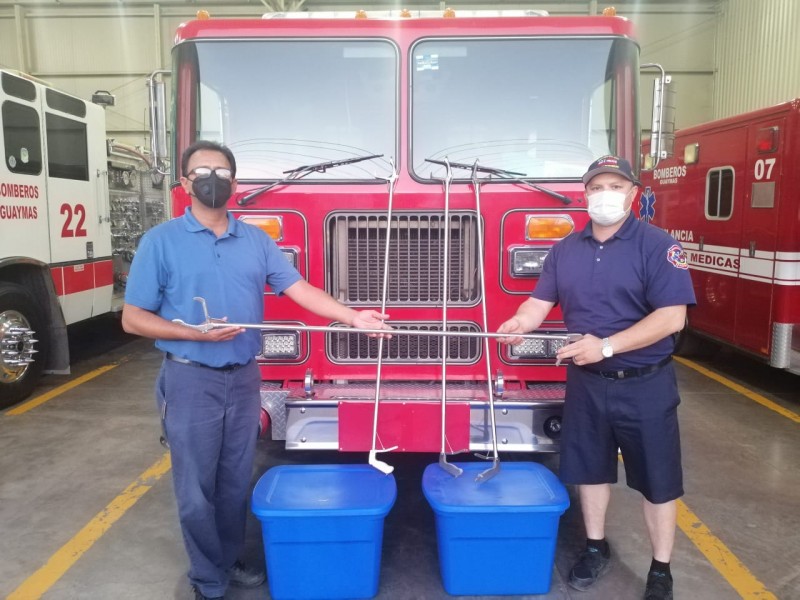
[156, 358, 261, 597]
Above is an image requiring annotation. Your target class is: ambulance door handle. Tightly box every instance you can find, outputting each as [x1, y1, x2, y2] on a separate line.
[749, 241, 756, 258]
[96, 168, 111, 224]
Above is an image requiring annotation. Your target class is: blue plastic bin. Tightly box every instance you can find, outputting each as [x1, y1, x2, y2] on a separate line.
[251, 464, 397, 600]
[422, 461, 569, 596]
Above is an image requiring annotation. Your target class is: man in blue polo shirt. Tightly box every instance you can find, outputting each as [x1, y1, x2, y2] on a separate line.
[498, 155, 695, 600]
[122, 140, 390, 600]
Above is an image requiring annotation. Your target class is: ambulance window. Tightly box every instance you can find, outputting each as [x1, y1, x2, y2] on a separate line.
[45, 88, 87, 119]
[2, 101, 43, 175]
[706, 167, 734, 220]
[46, 113, 89, 181]
[2, 72, 36, 102]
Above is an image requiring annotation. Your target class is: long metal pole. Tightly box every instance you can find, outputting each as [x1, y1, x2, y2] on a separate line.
[472, 164, 500, 482]
[437, 160, 463, 477]
[368, 162, 398, 474]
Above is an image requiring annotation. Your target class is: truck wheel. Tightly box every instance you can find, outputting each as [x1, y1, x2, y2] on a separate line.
[0, 283, 47, 408]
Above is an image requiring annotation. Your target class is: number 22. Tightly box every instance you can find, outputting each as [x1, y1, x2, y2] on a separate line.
[60, 203, 88, 237]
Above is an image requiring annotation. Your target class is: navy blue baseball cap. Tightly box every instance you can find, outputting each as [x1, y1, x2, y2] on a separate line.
[582, 155, 640, 186]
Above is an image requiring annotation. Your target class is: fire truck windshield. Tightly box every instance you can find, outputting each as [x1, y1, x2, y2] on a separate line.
[178, 39, 397, 181]
[411, 37, 638, 181]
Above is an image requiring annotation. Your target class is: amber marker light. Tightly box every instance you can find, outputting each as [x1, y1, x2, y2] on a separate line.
[525, 215, 574, 240]
[355, 9, 368, 19]
[443, 7, 456, 18]
[602, 7, 617, 17]
[196, 10, 210, 20]
[240, 216, 283, 240]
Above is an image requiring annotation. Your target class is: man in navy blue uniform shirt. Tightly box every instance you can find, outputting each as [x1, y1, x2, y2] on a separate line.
[122, 140, 390, 600]
[498, 155, 695, 600]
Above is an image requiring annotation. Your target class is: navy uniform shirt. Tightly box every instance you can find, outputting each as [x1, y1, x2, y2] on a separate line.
[125, 207, 303, 367]
[532, 212, 696, 370]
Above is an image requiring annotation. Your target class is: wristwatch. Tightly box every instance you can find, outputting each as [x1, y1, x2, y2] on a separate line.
[601, 337, 614, 358]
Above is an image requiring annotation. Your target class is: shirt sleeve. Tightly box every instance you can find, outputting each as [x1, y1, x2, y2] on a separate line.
[124, 232, 166, 312]
[644, 231, 697, 309]
[530, 240, 560, 303]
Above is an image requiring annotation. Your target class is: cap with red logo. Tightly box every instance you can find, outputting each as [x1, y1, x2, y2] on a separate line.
[582, 155, 641, 186]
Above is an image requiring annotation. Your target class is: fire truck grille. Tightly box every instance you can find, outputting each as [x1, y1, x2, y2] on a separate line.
[327, 322, 481, 363]
[327, 213, 480, 305]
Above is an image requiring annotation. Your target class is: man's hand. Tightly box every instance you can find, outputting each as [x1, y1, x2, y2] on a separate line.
[352, 310, 392, 339]
[496, 316, 526, 345]
[194, 317, 245, 342]
[556, 333, 603, 366]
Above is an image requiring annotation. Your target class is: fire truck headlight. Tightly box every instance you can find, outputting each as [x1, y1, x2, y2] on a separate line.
[281, 248, 298, 268]
[510, 337, 548, 358]
[510, 248, 548, 276]
[261, 332, 299, 358]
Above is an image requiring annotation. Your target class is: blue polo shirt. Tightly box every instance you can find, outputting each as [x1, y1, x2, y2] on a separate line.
[125, 207, 303, 367]
[532, 213, 696, 369]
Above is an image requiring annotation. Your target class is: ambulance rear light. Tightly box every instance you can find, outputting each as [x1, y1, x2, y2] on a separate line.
[756, 127, 779, 153]
[684, 143, 699, 165]
[261, 332, 300, 359]
[239, 215, 283, 240]
[525, 215, 574, 240]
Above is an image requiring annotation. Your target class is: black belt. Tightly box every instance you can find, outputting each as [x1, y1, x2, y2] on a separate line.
[165, 352, 247, 372]
[590, 356, 673, 380]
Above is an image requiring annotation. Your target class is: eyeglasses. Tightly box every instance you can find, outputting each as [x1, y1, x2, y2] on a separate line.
[188, 167, 233, 181]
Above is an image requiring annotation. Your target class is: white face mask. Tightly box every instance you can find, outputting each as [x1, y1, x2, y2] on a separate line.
[587, 190, 630, 226]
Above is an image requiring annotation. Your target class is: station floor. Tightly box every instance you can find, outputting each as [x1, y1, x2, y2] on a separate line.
[1, 317, 798, 600]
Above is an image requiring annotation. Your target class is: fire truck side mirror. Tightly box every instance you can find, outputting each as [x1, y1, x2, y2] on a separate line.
[147, 69, 170, 177]
[641, 64, 676, 170]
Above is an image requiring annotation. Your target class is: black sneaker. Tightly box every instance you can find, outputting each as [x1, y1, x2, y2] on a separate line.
[568, 544, 612, 591]
[191, 585, 224, 600]
[227, 560, 266, 588]
[644, 570, 673, 600]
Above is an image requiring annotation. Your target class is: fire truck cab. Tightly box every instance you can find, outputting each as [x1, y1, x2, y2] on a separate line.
[152, 9, 670, 455]
[640, 100, 800, 373]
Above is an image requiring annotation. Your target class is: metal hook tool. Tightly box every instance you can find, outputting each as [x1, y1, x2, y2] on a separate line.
[470, 161, 500, 483]
[436, 159, 463, 478]
[368, 160, 399, 475]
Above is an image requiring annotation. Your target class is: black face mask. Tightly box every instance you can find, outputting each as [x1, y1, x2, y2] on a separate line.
[191, 172, 232, 209]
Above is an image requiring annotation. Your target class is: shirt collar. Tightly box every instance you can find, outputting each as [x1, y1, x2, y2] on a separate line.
[183, 207, 243, 237]
[580, 211, 638, 241]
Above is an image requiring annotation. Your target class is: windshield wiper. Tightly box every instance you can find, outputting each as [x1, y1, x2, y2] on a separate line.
[424, 158, 572, 205]
[238, 153, 384, 206]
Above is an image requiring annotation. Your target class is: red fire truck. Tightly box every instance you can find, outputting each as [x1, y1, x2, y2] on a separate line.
[151, 8, 669, 456]
[0, 69, 167, 406]
[640, 100, 800, 374]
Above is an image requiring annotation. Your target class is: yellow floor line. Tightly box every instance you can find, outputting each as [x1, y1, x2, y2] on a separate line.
[5, 452, 172, 600]
[674, 355, 800, 424]
[677, 499, 776, 599]
[5, 357, 130, 416]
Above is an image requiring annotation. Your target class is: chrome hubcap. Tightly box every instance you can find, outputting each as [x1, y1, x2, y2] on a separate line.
[0, 310, 38, 384]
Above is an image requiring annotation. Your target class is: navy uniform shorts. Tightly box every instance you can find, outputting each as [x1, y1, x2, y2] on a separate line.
[559, 360, 683, 504]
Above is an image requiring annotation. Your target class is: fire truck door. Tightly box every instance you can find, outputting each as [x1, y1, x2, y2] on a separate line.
[0, 88, 50, 267]
[734, 118, 783, 356]
[43, 101, 112, 324]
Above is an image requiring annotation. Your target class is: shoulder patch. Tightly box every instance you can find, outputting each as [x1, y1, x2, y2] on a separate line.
[667, 244, 688, 269]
